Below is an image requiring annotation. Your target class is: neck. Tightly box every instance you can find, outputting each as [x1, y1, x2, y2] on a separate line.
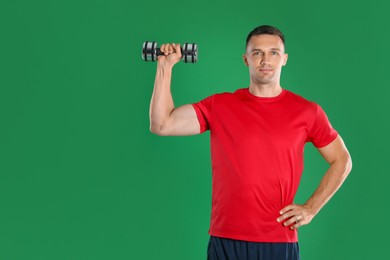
[248, 82, 283, 97]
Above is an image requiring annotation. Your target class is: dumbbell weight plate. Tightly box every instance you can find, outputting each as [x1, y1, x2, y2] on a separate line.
[142, 41, 158, 62]
[182, 43, 198, 63]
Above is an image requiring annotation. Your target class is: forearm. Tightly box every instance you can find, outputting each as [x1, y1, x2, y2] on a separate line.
[304, 155, 352, 215]
[149, 63, 175, 133]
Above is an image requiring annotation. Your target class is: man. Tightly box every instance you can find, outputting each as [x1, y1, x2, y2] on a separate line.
[149, 25, 352, 260]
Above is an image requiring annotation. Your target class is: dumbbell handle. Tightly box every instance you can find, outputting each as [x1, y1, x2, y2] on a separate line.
[155, 47, 180, 57]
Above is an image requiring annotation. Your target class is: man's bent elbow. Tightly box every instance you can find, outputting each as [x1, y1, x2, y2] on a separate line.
[346, 153, 353, 174]
[150, 123, 170, 136]
[150, 124, 162, 135]
[339, 151, 353, 179]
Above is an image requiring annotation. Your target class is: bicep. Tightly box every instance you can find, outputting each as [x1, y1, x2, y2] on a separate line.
[159, 104, 200, 136]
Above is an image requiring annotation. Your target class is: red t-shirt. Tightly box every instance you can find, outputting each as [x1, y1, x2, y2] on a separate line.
[192, 88, 338, 243]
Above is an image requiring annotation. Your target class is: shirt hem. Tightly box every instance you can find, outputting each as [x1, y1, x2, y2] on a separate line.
[209, 231, 298, 243]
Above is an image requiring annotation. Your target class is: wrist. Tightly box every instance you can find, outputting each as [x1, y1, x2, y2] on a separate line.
[303, 202, 319, 216]
[157, 60, 175, 70]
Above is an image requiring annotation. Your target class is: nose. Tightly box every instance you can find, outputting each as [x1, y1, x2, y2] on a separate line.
[260, 53, 271, 65]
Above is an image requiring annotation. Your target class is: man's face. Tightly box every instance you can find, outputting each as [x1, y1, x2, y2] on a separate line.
[243, 34, 288, 86]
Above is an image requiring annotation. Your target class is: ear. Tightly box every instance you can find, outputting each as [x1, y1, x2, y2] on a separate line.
[243, 53, 249, 66]
[282, 53, 288, 66]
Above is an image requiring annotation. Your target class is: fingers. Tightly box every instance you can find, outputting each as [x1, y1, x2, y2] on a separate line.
[281, 215, 302, 228]
[172, 43, 182, 56]
[279, 204, 298, 215]
[277, 204, 298, 223]
[277, 211, 298, 226]
[160, 43, 180, 55]
[168, 43, 173, 54]
[160, 44, 167, 55]
[157, 43, 182, 65]
[277, 204, 314, 230]
[291, 221, 302, 230]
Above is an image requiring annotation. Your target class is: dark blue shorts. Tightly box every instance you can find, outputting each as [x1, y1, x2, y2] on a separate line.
[207, 236, 300, 260]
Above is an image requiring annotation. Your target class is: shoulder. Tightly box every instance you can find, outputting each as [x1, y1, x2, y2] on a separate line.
[209, 88, 247, 100]
[193, 89, 239, 108]
[218, 88, 246, 96]
[284, 89, 318, 111]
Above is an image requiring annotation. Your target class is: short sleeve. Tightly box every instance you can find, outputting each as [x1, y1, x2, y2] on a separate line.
[307, 103, 338, 148]
[191, 95, 215, 133]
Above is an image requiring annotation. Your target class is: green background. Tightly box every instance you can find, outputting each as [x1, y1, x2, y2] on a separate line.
[1, 0, 389, 259]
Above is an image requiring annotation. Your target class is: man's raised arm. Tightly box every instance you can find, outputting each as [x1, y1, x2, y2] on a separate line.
[149, 43, 200, 136]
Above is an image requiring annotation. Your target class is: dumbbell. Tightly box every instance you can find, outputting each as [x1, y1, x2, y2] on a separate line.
[142, 41, 198, 63]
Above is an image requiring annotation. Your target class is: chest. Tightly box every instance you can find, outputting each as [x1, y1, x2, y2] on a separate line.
[211, 101, 311, 149]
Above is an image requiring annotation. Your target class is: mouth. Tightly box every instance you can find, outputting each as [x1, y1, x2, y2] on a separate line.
[259, 68, 273, 73]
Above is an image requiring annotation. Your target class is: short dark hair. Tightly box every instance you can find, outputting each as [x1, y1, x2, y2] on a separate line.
[245, 25, 285, 50]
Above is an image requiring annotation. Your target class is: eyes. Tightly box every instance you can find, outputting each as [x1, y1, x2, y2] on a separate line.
[252, 51, 279, 56]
